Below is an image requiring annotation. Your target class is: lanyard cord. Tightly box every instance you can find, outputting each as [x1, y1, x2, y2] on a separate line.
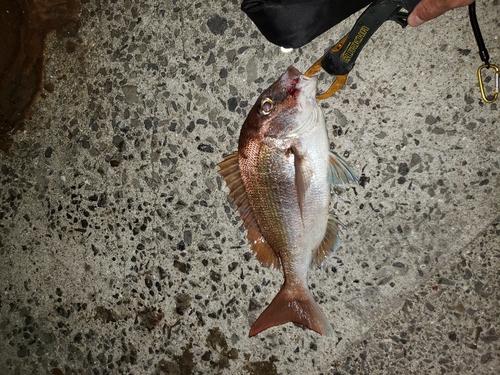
[468, 1, 490, 67]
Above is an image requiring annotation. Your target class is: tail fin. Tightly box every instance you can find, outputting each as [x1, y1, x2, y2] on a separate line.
[249, 283, 334, 337]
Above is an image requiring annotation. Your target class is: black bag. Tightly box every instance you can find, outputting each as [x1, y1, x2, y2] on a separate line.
[242, 0, 372, 48]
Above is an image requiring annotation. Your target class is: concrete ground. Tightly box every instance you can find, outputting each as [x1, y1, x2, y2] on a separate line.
[1, 1, 499, 374]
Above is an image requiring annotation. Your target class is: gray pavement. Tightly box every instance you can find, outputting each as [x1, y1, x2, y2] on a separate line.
[0, 1, 499, 374]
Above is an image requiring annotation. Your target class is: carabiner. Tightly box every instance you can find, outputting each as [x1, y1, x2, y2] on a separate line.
[477, 64, 499, 103]
[304, 35, 350, 100]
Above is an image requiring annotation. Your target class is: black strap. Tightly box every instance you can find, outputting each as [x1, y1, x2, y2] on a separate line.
[320, 0, 415, 76]
[468, 1, 490, 66]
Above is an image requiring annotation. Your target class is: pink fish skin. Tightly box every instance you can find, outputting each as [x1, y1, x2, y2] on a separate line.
[218, 66, 358, 337]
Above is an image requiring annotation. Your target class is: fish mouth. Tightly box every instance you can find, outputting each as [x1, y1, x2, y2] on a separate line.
[298, 74, 317, 98]
[276, 67, 320, 140]
[284, 66, 317, 99]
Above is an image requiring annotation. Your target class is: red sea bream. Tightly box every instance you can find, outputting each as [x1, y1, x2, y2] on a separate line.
[218, 66, 358, 337]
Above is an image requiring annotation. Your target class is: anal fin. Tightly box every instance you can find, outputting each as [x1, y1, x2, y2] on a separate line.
[312, 214, 343, 266]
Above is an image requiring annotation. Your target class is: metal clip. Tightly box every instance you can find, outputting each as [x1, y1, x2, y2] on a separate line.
[477, 64, 499, 103]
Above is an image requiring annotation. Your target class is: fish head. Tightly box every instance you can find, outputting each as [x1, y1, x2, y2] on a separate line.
[239, 66, 318, 148]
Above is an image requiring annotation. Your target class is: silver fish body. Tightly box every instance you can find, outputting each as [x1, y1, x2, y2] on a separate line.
[218, 66, 358, 337]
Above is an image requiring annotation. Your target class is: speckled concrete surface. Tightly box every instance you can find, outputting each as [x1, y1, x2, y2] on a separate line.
[0, 1, 498, 374]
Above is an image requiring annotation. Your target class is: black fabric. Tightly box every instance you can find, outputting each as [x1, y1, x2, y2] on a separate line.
[403, 0, 420, 13]
[242, 0, 372, 48]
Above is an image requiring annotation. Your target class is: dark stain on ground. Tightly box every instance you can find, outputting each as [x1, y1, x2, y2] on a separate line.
[156, 359, 182, 375]
[93, 306, 119, 323]
[136, 306, 164, 331]
[155, 345, 196, 375]
[206, 327, 228, 352]
[205, 327, 239, 369]
[175, 347, 195, 375]
[244, 359, 279, 375]
[175, 293, 192, 315]
[0, 0, 81, 152]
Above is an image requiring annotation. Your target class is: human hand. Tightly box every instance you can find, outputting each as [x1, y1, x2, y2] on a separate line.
[408, 0, 475, 27]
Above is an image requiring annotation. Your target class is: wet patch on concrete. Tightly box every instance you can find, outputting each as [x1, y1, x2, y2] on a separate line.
[0, 0, 81, 152]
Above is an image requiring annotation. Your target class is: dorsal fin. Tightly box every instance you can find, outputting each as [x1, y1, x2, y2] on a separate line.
[217, 152, 281, 269]
[311, 214, 343, 266]
[328, 152, 359, 185]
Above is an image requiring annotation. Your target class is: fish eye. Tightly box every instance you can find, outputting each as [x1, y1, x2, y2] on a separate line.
[259, 98, 274, 115]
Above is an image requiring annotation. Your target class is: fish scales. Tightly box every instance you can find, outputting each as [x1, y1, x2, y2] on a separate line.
[242, 137, 330, 277]
[218, 66, 358, 337]
[243, 142, 295, 253]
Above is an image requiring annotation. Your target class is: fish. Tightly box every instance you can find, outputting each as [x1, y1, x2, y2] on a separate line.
[217, 66, 358, 337]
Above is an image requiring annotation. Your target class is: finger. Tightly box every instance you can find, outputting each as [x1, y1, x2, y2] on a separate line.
[408, 0, 449, 27]
[408, 0, 474, 27]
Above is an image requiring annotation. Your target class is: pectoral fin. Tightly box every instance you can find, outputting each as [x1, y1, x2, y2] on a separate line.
[290, 145, 313, 221]
[217, 152, 281, 269]
[328, 152, 359, 185]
